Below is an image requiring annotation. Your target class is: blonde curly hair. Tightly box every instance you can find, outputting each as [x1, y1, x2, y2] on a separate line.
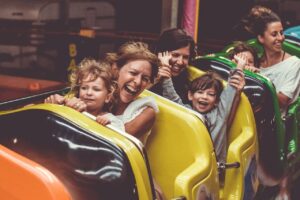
[69, 58, 117, 112]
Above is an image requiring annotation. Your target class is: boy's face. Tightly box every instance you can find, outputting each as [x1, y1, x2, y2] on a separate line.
[188, 87, 218, 113]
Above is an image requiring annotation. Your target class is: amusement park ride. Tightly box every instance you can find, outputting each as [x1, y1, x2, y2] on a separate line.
[0, 0, 300, 200]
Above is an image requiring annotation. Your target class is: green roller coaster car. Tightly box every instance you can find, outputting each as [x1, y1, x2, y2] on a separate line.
[192, 38, 300, 197]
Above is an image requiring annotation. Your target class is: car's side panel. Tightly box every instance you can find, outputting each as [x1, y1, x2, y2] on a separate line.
[0, 144, 72, 200]
[188, 67, 258, 200]
[143, 90, 220, 200]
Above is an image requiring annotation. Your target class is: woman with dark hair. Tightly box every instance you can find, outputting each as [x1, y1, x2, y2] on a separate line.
[150, 28, 196, 104]
[244, 6, 300, 200]
[233, 5, 272, 40]
[246, 6, 300, 116]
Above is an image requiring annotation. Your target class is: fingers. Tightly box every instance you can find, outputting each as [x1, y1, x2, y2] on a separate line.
[65, 97, 87, 112]
[245, 65, 260, 73]
[229, 73, 245, 92]
[96, 115, 110, 126]
[44, 94, 65, 104]
[158, 66, 172, 79]
[234, 54, 247, 70]
[158, 51, 172, 67]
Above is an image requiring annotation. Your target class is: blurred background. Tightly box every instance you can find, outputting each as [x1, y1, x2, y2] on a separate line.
[1, 0, 300, 101]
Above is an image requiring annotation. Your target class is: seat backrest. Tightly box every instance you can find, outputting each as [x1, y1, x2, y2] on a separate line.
[284, 25, 300, 47]
[188, 67, 258, 199]
[223, 38, 300, 60]
[143, 90, 219, 200]
[192, 57, 286, 182]
[0, 144, 71, 200]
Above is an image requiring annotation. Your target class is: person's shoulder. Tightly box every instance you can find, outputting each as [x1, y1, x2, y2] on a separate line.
[285, 56, 300, 67]
[128, 96, 159, 113]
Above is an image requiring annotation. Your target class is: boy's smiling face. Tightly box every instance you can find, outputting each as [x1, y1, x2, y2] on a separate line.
[188, 87, 218, 113]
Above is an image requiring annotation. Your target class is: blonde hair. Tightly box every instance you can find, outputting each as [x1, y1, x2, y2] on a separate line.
[105, 41, 160, 82]
[69, 58, 117, 111]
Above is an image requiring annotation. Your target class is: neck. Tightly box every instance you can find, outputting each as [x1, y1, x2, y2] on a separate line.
[88, 109, 105, 117]
[261, 50, 284, 68]
[115, 101, 129, 115]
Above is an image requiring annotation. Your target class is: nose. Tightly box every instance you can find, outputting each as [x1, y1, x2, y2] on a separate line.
[277, 33, 284, 41]
[176, 55, 184, 65]
[133, 75, 142, 85]
[86, 88, 92, 95]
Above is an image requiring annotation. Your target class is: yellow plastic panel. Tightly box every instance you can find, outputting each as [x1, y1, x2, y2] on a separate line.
[222, 93, 258, 200]
[188, 66, 258, 200]
[143, 90, 219, 200]
[0, 104, 153, 200]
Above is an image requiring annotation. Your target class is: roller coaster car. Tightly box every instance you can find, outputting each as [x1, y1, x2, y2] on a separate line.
[284, 25, 300, 48]
[0, 92, 217, 200]
[187, 68, 258, 200]
[192, 39, 300, 187]
[0, 83, 256, 200]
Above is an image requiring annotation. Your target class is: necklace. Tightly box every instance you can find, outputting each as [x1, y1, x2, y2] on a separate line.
[281, 51, 285, 61]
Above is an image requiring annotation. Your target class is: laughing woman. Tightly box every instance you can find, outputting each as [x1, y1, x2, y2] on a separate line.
[107, 41, 160, 141]
[150, 28, 196, 104]
[246, 6, 300, 115]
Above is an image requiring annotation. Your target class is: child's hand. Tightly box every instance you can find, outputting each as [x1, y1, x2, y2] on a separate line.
[156, 51, 172, 81]
[245, 65, 260, 73]
[96, 115, 110, 126]
[229, 70, 245, 93]
[233, 53, 247, 70]
[64, 97, 87, 112]
[44, 94, 65, 104]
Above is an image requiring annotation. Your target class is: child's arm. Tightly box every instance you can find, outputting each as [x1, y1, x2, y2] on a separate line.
[162, 79, 187, 106]
[226, 70, 245, 125]
[207, 69, 245, 162]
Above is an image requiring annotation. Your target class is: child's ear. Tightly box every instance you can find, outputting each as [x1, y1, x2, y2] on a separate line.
[188, 91, 193, 101]
[105, 93, 112, 103]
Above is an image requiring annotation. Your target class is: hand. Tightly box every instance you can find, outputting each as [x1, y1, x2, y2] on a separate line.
[245, 65, 260, 73]
[229, 70, 245, 93]
[44, 94, 65, 104]
[156, 51, 172, 81]
[233, 53, 247, 70]
[64, 97, 87, 112]
[158, 51, 172, 67]
[96, 115, 110, 126]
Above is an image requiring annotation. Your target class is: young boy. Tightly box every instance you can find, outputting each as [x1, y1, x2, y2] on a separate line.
[158, 52, 246, 163]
